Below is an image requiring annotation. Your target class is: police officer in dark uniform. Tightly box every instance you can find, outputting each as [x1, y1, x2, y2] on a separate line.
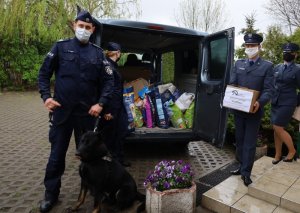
[229, 33, 273, 186]
[101, 42, 131, 167]
[271, 42, 300, 164]
[38, 10, 114, 212]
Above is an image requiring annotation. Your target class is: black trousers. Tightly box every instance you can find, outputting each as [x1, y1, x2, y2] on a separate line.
[100, 107, 128, 162]
[44, 111, 95, 200]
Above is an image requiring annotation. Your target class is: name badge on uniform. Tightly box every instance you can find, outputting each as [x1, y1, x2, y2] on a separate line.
[239, 68, 245, 70]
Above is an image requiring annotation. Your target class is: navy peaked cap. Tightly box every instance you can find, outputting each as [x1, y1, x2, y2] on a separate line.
[282, 42, 299, 52]
[75, 10, 94, 24]
[244, 33, 263, 44]
[107, 42, 121, 51]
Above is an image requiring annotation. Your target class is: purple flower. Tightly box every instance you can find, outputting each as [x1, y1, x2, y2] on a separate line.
[144, 160, 194, 191]
[163, 181, 171, 189]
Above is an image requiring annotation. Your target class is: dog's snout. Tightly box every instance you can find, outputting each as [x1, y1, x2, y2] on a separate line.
[75, 151, 82, 160]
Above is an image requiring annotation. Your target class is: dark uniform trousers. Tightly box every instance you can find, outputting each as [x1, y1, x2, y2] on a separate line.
[45, 109, 95, 200]
[234, 110, 263, 177]
[101, 106, 128, 163]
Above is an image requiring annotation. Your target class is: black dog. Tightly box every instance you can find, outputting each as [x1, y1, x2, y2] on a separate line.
[72, 131, 145, 213]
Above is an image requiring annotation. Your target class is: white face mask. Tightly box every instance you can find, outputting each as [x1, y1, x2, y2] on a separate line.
[75, 27, 92, 43]
[245, 47, 259, 58]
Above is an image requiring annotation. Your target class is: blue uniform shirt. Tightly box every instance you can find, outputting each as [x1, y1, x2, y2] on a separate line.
[272, 62, 300, 106]
[38, 37, 114, 113]
[230, 57, 273, 107]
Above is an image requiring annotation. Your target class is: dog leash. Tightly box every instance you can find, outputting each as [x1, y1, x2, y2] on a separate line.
[93, 116, 101, 132]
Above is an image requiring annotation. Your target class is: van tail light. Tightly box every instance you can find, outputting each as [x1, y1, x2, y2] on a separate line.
[147, 25, 164, 30]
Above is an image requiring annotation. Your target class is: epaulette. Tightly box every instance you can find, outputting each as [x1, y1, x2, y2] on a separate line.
[262, 59, 273, 65]
[57, 38, 71, 43]
[92, 43, 103, 50]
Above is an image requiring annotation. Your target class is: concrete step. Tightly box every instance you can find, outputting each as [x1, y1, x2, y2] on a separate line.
[201, 156, 300, 213]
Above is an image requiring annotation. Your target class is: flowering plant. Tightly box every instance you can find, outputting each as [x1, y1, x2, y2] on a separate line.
[144, 160, 194, 191]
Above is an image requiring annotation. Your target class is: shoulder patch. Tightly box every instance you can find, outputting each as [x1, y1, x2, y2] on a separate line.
[105, 66, 113, 75]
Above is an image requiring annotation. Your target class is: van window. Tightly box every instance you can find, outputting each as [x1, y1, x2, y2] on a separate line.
[162, 52, 175, 83]
[182, 50, 199, 75]
[208, 38, 228, 80]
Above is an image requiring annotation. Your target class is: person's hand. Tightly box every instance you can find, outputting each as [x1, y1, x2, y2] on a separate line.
[44, 98, 61, 112]
[104, 113, 113, 120]
[252, 101, 260, 113]
[89, 104, 103, 117]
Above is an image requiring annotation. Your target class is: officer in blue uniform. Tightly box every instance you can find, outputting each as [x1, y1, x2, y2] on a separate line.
[38, 10, 114, 212]
[229, 33, 273, 186]
[271, 42, 300, 164]
[100, 42, 131, 167]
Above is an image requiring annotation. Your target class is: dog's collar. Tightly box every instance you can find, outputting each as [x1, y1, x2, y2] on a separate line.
[101, 155, 112, 162]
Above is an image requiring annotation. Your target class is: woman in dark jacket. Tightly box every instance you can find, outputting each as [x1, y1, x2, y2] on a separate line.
[101, 42, 131, 167]
[271, 42, 300, 164]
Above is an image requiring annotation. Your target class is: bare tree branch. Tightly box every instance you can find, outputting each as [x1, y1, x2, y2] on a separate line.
[174, 0, 228, 33]
[265, 0, 300, 34]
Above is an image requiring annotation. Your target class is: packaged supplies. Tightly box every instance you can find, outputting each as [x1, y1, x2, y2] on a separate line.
[175, 92, 195, 111]
[172, 88, 182, 100]
[138, 86, 149, 100]
[123, 86, 135, 131]
[169, 102, 186, 129]
[124, 78, 149, 101]
[184, 102, 195, 128]
[161, 89, 175, 103]
[145, 95, 153, 128]
[157, 82, 177, 94]
[149, 87, 169, 128]
[134, 106, 144, 128]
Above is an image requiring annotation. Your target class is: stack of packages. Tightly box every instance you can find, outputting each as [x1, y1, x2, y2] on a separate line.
[123, 79, 195, 131]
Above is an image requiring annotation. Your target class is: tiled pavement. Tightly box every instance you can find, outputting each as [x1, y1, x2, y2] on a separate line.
[0, 91, 235, 212]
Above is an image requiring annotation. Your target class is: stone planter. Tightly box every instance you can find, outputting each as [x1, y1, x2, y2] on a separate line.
[255, 144, 268, 160]
[146, 181, 196, 213]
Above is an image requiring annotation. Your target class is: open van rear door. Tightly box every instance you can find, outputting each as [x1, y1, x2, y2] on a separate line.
[194, 28, 234, 147]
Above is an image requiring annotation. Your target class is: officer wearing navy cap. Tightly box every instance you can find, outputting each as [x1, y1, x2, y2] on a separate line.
[38, 9, 114, 212]
[271, 42, 300, 165]
[99, 42, 131, 167]
[229, 33, 273, 186]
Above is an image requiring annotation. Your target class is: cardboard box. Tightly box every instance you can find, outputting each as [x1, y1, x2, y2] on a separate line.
[223, 85, 260, 113]
[293, 106, 300, 121]
[124, 78, 149, 100]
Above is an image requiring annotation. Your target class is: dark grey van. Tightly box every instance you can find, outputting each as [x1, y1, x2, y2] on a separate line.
[91, 19, 234, 148]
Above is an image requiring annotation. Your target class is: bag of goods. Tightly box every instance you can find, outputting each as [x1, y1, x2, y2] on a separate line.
[161, 89, 175, 103]
[124, 78, 149, 101]
[175, 92, 195, 111]
[172, 88, 182, 101]
[134, 106, 144, 128]
[144, 95, 154, 128]
[169, 102, 186, 129]
[148, 87, 169, 128]
[123, 86, 135, 131]
[184, 101, 195, 129]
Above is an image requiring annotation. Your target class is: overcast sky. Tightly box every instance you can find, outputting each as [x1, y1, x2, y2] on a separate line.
[139, 0, 275, 46]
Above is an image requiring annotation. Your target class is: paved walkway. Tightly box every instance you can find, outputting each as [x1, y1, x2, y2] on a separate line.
[0, 91, 235, 212]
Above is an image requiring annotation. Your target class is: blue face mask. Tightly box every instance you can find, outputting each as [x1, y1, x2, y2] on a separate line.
[75, 27, 92, 43]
